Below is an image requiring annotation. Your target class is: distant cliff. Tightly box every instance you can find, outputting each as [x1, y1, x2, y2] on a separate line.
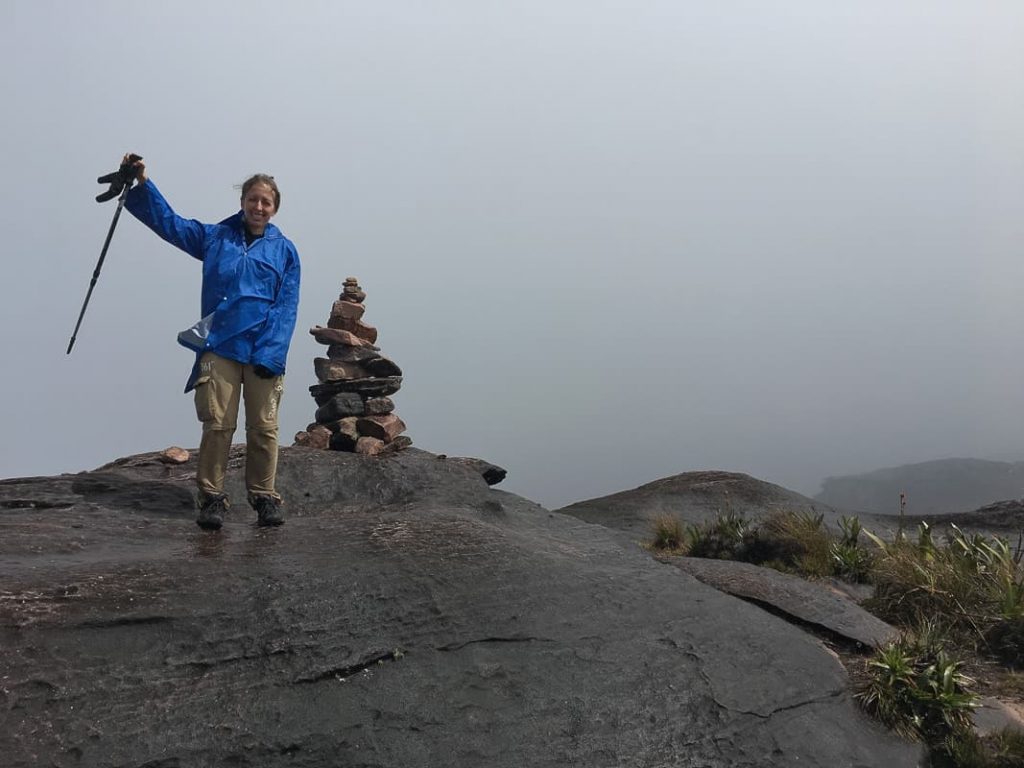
[815, 458, 1024, 516]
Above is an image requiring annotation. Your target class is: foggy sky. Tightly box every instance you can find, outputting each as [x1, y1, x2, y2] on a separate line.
[3, 1, 1024, 509]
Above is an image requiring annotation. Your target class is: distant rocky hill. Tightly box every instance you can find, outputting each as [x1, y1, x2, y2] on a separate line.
[814, 458, 1024, 516]
[0, 450, 920, 767]
[557, 470, 838, 537]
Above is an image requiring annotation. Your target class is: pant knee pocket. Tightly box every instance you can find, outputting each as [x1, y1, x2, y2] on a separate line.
[194, 375, 216, 423]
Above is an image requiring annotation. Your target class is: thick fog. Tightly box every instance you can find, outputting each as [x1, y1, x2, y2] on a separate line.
[3, 1, 1023, 508]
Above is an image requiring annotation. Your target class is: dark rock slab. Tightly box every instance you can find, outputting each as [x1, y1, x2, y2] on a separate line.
[0, 450, 922, 768]
[329, 429, 359, 451]
[326, 344, 380, 363]
[363, 356, 403, 377]
[311, 376, 402, 405]
[668, 557, 899, 649]
[314, 357, 370, 382]
[315, 392, 366, 423]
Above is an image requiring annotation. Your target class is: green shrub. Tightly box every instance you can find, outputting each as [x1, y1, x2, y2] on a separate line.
[838, 514, 863, 548]
[856, 630, 978, 744]
[680, 509, 877, 581]
[831, 540, 874, 583]
[686, 511, 749, 560]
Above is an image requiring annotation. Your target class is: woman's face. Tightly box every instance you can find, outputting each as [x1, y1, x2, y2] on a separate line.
[241, 182, 277, 234]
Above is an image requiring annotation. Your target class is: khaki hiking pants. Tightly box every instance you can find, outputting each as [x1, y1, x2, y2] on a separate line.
[193, 352, 284, 503]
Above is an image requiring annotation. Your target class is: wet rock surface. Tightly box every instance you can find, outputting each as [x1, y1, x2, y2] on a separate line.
[0, 450, 922, 767]
[667, 557, 899, 649]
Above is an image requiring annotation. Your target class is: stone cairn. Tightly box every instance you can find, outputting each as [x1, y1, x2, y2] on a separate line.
[294, 277, 411, 455]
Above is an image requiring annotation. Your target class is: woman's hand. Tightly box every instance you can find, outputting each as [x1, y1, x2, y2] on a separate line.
[122, 152, 146, 184]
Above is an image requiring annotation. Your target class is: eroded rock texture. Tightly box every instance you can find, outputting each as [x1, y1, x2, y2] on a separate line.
[0, 449, 921, 767]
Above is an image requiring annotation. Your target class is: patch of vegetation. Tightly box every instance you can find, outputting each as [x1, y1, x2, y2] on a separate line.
[686, 511, 749, 560]
[935, 728, 1024, 768]
[650, 514, 686, 552]
[648, 510, 1024, 767]
[856, 626, 977, 742]
[864, 524, 1024, 661]
[832, 515, 875, 582]
[742, 510, 834, 577]
[654, 508, 868, 581]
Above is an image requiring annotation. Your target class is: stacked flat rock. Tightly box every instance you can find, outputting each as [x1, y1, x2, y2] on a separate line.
[294, 277, 411, 456]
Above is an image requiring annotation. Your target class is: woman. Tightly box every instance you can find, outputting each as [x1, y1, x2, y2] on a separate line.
[124, 155, 301, 530]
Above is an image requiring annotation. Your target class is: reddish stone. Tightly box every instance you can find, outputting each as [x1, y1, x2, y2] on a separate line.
[314, 357, 370, 383]
[159, 446, 190, 464]
[330, 300, 365, 321]
[326, 315, 378, 344]
[299, 424, 331, 450]
[309, 325, 376, 348]
[357, 414, 407, 442]
[315, 394, 365, 423]
[354, 436, 386, 455]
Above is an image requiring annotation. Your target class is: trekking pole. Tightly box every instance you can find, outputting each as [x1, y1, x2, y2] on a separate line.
[67, 154, 141, 355]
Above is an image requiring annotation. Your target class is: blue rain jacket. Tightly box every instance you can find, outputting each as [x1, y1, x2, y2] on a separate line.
[125, 179, 301, 392]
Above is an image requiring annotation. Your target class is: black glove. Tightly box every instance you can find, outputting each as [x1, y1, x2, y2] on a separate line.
[96, 154, 143, 203]
[253, 365, 277, 379]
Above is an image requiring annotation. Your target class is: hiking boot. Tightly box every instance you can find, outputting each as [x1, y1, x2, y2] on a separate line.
[197, 494, 229, 531]
[252, 495, 285, 527]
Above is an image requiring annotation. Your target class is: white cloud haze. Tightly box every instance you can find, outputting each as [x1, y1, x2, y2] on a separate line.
[3, 1, 1023, 508]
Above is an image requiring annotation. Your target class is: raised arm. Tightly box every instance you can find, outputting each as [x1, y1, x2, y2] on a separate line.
[123, 155, 208, 260]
